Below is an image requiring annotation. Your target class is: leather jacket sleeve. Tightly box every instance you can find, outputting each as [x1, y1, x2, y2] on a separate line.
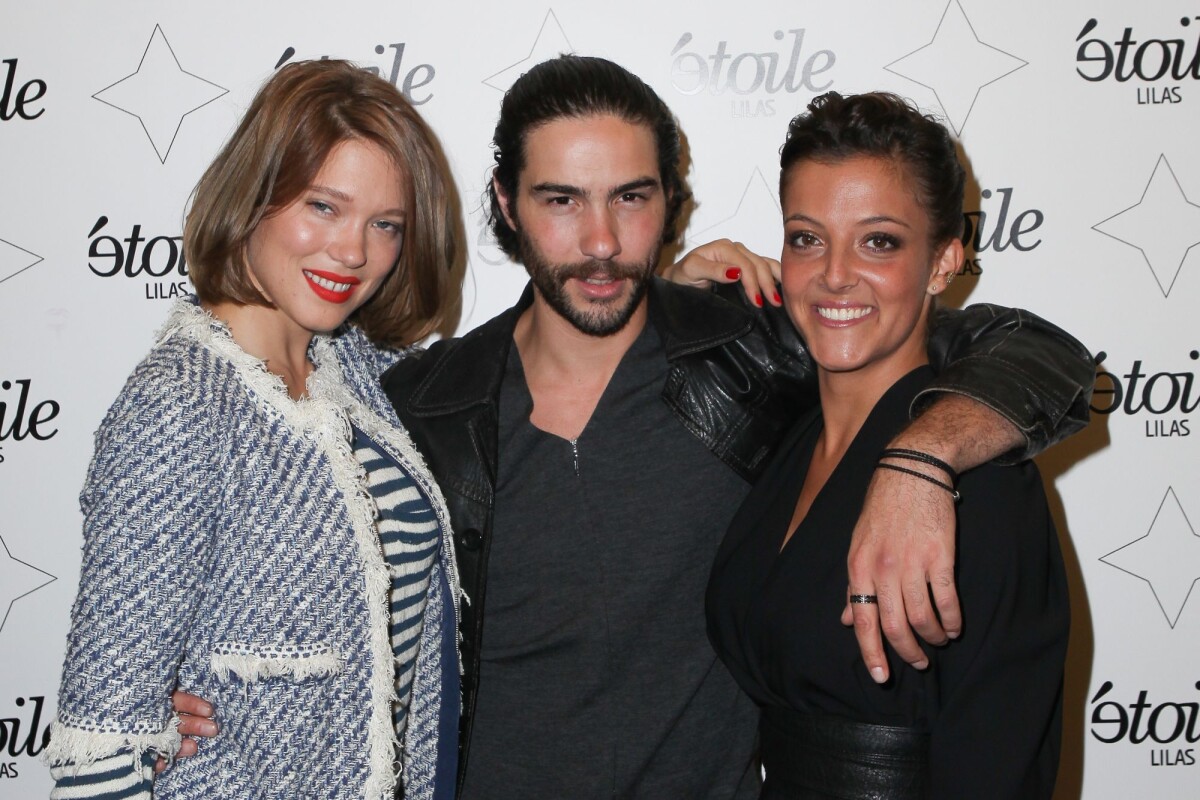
[920, 303, 1094, 461]
[729, 284, 1094, 462]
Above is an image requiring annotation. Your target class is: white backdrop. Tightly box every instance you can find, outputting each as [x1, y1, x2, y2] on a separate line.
[2, 2, 1198, 797]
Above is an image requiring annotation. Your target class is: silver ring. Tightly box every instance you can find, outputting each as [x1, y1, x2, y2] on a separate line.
[850, 594, 878, 605]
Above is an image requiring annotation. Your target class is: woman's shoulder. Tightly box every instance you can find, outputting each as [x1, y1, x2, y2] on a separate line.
[327, 324, 423, 379]
[953, 457, 1054, 578]
[958, 457, 1045, 506]
[95, 305, 246, 449]
[113, 325, 238, 415]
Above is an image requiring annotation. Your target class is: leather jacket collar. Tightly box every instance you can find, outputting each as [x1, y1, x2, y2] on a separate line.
[405, 277, 755, 417]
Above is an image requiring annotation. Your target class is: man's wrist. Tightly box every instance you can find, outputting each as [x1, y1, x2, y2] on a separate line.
[887, 426, 967, 474]
[898, 392, 1023, 472]
[876, 449, 960, 501]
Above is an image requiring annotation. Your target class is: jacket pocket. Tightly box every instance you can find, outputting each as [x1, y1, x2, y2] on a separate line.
[209, 641, 343, 684]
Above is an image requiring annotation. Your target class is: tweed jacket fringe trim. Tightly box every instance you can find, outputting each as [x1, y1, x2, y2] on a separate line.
[45, 300, 460, 799]
[43, 714, 182, 778]
[210, 643, 345, 683]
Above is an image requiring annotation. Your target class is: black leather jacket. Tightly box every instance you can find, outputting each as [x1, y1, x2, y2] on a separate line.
[381, 278, 1093, 791]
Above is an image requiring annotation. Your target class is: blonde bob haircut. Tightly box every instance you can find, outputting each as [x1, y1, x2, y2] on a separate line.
[184, 59, 459, 347]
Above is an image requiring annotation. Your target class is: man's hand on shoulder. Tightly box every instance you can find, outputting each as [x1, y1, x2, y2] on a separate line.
[844, 393, 1022, 682]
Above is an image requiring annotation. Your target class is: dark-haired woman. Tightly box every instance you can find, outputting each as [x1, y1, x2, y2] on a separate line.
[706, 92, 1070, 799]
[45, 60, 460, 799]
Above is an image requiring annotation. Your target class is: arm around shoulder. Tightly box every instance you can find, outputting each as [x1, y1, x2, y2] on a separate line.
[920, 303, 1095, 462]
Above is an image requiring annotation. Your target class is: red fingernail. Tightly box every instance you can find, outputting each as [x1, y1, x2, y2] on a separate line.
[754, 293, 763, 307]
[773, 291, 782, 304]
[725, 267, 741, 280]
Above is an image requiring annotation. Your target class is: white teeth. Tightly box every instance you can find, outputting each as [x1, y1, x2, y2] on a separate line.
[306, 272, 352, 292]
[817, 306, 872, 321]
[584, 277, 614, 285]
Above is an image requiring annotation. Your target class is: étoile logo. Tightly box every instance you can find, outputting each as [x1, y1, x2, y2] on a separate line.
[0, 58, 46, 122]
[958, 187, 1044, 277]
[1092, 350, 1198, 438]
[275, 43, 436, 106]
[1076, 16, 1200, 105]
[1090, 681, 1199, 767]
[88, 216, 189, 301]
[669, 28, 835, 119]
[0, 697, 51, 779]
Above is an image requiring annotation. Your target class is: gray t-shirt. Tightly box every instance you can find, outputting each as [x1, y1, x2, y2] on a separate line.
[461, 321, 760, 799]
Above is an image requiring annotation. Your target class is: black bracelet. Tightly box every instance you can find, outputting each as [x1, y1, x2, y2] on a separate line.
[876, 462, 961, 502]
[879, 447, 958, 483]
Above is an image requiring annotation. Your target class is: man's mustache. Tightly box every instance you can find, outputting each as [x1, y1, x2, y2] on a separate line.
[553, 261, 650, 281]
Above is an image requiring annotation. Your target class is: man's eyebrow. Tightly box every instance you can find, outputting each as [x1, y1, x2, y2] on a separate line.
[528, 177, 662, 200]
[530, 182, 585, 197]
[610, 177, 661, 199]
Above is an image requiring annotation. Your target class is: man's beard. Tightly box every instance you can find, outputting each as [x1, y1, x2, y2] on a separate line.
[518, 228, 658, 337]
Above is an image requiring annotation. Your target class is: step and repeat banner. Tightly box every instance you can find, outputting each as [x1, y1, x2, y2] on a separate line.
[1, 1, 1197, 797]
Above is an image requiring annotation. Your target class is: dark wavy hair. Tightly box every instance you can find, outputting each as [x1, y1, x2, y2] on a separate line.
[487, 54, 689, 258]
[779, 91, 965, 245]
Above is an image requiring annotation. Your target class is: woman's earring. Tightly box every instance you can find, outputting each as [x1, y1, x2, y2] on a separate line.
[928, 271, 954, 295]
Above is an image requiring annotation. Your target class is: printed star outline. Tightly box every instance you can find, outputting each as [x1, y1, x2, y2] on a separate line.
[93, 24, 228, 163]
[884, 0, 1027, 135]
[482, 10, 575, 92]
[0, 238, 44, 285]
[688, 168, 781, 257]
[1092, 154, 1200, 298]
[1101, 487, 1200, 629]
[0, 533, 57, 634]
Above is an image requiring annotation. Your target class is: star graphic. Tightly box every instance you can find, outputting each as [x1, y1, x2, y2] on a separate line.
[1092, 155, 1200, 298]
[884, 0, 1027, 135]
[1101, 487, 1200, 628]
[482, 10, 574, 92]
[0, 534, 57, 634]
[688, 168, 781, 258]
[93, 24, 228, 163]
[0, 237, 43, 284]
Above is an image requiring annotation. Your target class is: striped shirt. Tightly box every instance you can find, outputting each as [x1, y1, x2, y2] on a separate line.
[352, 427, 442, 739]
[49, 751, 155, 799]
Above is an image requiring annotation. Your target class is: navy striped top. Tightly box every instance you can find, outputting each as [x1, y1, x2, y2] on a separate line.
[352, 427, 442, 739]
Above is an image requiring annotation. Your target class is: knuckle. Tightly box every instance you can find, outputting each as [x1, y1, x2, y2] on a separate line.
[907, 608, 932, 629]
[876, 550, 901, 570]
[931, 570, 956, 590]
[935, 595, 959, 614]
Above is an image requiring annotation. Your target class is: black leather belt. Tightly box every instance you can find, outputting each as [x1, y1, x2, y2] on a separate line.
[759, 707, 931, 799]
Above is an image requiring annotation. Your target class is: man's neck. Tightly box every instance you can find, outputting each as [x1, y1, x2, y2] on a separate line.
[511, 293, 649, 440]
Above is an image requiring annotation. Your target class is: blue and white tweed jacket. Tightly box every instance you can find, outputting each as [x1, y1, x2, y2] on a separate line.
[44, 299, 459, 799]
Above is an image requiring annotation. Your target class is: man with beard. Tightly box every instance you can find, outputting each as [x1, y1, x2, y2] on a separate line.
[384, 56, 1091, 798]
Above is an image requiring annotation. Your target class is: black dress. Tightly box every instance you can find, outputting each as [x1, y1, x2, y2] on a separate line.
[706, 367, 1069, 799]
